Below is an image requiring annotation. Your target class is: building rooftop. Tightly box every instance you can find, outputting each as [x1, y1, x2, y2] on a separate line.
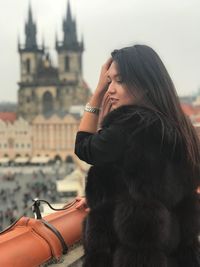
[0, 112, 17, 123]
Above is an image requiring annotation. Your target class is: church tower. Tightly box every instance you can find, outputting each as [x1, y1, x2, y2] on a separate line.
[17, 4, 45, 121]
[56, 1, 84, 82]
[18, 4, 44, 84]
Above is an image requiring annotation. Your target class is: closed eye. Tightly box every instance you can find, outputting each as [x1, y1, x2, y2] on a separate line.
[116, 80, 123, 84]
[107, 75, 123, 84]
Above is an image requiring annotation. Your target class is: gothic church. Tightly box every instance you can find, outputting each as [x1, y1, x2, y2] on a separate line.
[17, 1, 91, 122]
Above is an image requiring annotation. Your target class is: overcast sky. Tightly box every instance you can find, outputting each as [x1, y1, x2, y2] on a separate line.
[1, 0, 200, 102]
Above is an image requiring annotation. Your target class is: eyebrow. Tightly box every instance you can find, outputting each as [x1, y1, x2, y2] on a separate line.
[107, 74, 121, 78]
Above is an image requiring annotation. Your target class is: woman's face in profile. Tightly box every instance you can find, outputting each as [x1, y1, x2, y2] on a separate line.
[106, 61, 136, 109]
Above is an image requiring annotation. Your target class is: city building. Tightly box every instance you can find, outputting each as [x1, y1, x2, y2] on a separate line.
[0, 115, 32, 162]
[31, 113, 79, 161]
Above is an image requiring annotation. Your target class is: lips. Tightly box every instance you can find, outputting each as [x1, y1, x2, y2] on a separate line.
[110, 98, 119, 103]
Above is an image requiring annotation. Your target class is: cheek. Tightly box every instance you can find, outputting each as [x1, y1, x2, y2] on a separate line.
[116, 86, 135, 104]
[122, 91, 135, 104]
[129, 94, 135, 103]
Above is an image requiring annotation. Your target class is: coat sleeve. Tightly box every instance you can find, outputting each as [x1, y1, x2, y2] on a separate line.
[74, 124, 126, 165]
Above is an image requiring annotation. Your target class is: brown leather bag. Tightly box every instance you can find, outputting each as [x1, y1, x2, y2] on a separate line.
[0, 200, 87, 267]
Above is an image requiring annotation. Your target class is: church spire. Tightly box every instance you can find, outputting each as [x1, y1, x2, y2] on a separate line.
[28, 3, 33, 23]
[61, 0, 79, 50]
[25, 3, 37, 50]
[66, 0, 72, 24]
[56, 0, 84, 52]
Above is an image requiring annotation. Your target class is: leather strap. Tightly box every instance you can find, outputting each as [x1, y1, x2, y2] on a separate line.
[42, 219, 68, 255]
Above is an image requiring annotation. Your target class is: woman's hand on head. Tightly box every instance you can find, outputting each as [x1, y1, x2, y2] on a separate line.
[95, 57, 113, 96]
[78, 58, 113, 132]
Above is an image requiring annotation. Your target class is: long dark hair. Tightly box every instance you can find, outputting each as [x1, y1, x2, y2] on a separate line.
[111, 44, 200, 177]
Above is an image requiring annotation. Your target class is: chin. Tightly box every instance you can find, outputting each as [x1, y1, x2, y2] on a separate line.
[111, 104, 118, 110]
[111, 103, 121, 110]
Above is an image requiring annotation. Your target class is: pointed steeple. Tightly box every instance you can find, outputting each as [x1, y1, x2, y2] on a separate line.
[72, 16, 77, 43]
[66, 0, 72, 23]
[25, 3, 37, 50]
[61, 0, 79, 49]
[56, 1, 84, 81]
[28, 3, 33, 23]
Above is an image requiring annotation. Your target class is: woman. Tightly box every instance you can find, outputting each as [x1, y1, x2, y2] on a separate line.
[74, 45, 200, 267]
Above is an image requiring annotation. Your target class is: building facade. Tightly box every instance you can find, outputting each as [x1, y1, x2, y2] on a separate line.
[0, 116, 32, 161]
[0, 112, 81, 164]
[31, 113, 79, 161]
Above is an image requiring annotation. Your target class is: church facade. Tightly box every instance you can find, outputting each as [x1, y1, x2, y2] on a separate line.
[17, 2, 91, 122]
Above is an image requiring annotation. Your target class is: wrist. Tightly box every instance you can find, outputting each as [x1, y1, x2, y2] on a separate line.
[89, 90, 105, 107]
[95, 86, 107, 96]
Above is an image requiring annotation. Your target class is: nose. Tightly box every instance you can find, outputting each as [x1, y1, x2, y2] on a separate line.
[107, 82, 116, 95]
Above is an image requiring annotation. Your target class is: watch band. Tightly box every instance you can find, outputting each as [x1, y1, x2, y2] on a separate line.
[84, 103, 100, 115]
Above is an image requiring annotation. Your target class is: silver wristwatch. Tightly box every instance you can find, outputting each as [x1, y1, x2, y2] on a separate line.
[84, 103, 100, 115]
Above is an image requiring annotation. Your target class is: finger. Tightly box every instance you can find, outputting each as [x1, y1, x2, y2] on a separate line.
[76, 201, 88, 209]
[76, 205, 86, 210]
[75, 196, 82, 201]
[105, 57, 112, 64]
[75, 204, 82, 209]
[104, 57, 113, 69]
[75, 202, 82, 207]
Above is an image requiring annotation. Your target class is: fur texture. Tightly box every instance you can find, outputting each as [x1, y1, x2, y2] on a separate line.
[83, 105, 200, 267]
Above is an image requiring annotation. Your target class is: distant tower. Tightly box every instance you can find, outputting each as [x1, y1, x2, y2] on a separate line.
[18, 4, 44, 84]
[17, 4, 45, 121]
[56, 0, 84, 82]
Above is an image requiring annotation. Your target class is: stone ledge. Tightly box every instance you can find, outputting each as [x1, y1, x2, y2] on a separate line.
[49, 245, 84, 267]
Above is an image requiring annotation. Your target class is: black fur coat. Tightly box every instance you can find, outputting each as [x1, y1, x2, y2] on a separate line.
[75, 105, 200, 267]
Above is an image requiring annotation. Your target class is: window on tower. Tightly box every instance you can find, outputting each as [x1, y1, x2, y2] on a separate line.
[26, 58, 31, 73]
[65, 56, 70, 71]
[42, 91, 54, 114]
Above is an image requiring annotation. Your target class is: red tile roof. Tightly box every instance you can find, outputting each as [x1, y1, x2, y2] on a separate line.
[0, 112, 17, 123]
[193, 117, 200, 123]
[181, 103, 200, 116]
[181, 103, 195, 116]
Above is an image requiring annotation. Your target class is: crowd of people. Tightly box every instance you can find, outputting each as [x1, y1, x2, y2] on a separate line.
[0, 169, 60, 231]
